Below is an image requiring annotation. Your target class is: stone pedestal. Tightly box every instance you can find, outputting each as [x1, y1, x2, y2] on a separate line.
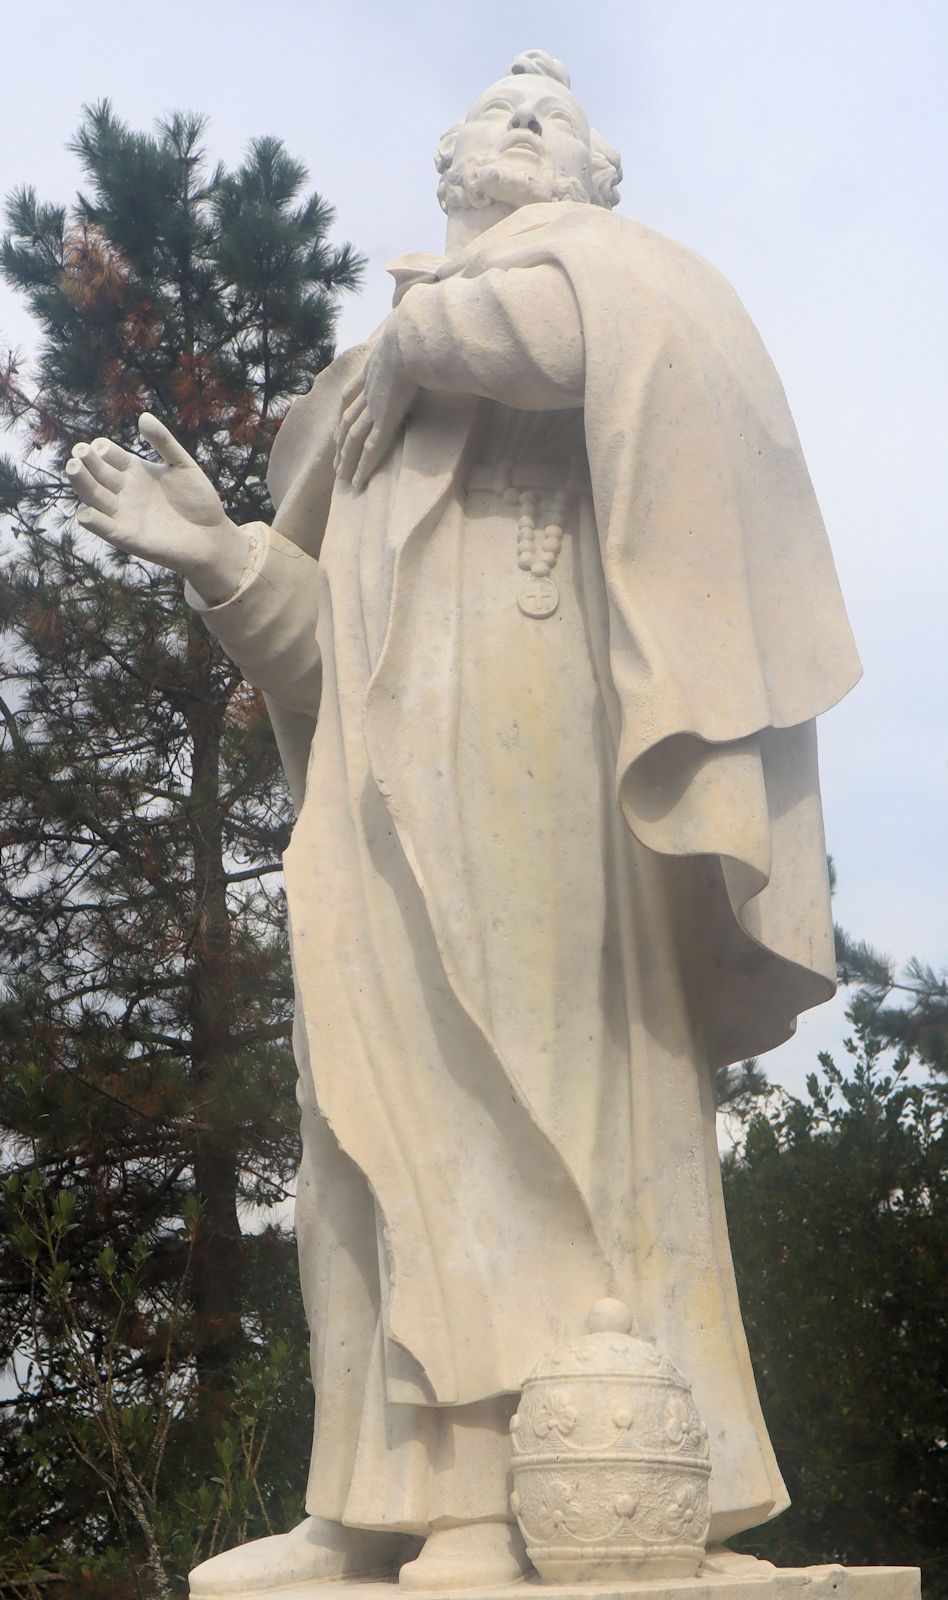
[208, 1565, 920, 1600]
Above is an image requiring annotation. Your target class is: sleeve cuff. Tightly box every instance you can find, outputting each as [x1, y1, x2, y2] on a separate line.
[185, 522, 322, 718]
[184, 522, 268, 615]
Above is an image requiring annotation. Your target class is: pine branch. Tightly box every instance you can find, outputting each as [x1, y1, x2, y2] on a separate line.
[835, 924, 895, 992]
[224, 863, 282, 883]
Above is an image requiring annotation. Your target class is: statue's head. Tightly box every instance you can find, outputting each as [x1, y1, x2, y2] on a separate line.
[436, 50, 622, 217]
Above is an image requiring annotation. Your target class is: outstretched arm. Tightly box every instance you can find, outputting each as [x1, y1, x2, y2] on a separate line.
[67, 414, 321, 721]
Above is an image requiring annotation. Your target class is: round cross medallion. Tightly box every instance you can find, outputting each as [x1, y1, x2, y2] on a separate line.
[518, 576, 559, 619]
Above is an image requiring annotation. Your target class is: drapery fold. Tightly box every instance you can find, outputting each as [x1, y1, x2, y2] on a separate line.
[192, 201, 860, 1534]
[267, 200, 860, 1068]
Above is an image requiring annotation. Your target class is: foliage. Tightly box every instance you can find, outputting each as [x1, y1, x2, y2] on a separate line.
[715, 1055, 770, 1121]
[724, 1016, 948, 1592]
[0, 102, 362, 1594]
[834, 927, 947, 1078]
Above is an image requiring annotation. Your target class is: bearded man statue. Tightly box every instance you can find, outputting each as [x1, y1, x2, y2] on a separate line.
[68, 49, 861, 1599]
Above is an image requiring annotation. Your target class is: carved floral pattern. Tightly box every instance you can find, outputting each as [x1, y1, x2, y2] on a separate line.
[529, 1474, 585, 1538]
[513, 1462, 709, 1549]
[664, 1391, 710, 1457]
[533, 1387, 578, 1441]
[664, 1390, 689, 1444]
[513, 1377, 708, 1460]
[665, 1481, 710, 1540]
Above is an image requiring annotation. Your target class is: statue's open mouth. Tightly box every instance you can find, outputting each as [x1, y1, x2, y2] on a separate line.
[502, 132, 543, 156]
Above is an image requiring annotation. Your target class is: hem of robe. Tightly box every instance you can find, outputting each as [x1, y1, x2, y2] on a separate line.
[297, 1091, 786, 1541]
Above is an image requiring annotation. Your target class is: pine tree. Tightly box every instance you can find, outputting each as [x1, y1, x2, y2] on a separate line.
[0, 103, 363, 1594]
[834, 927, 947, 1078]
[723, 1010, 948, 1593]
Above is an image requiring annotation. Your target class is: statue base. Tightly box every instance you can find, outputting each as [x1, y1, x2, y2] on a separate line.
[203, 1565, 920, 1600]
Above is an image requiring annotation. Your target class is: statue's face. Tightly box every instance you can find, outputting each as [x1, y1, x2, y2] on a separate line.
[441, 74, 595, 213]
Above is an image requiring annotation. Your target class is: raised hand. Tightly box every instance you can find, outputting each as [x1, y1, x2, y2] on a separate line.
[334, 319, 418, 493]
[67, 413, 251, 604]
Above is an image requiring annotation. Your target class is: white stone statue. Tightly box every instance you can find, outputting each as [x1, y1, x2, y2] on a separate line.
[68, 47, 916, 1600]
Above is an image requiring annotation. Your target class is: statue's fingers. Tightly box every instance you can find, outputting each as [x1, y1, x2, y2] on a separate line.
[333, 393, 367, 472]
[91, 436, 133, 471]
[91, 436, 133, 477]
[139, 412, 193, 469]
[351, 426, 386, 493]
[336, 418, 371, 482]
[66, 458, 119, 515]
[76, 505, 117, 542]
[73, 436, 132, 473]
[338, 392, 367, 433]
[73, 440, 124, 493]
[335, 411, 373, 483]
[339, 374, 366, 413]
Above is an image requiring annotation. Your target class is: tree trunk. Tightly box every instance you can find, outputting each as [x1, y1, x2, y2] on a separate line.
[185, 611, 244, 1407]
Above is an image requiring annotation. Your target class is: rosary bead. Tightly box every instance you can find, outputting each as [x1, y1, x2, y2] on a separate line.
[508, 478, 570, 603]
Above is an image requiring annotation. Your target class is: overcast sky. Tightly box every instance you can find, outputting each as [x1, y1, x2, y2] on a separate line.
[1, 0, 945, 1097]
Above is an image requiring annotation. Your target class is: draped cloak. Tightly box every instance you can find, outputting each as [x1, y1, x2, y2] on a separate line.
[197, 201, 861, 1538]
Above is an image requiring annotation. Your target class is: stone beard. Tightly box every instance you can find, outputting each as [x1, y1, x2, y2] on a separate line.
[439, 150, 591, 210]
[182, 49, 867, 1600]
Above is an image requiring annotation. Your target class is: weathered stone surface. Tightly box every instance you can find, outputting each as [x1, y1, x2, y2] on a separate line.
[192, 1567, 920, 1600]
[67, 43, 883, 1600]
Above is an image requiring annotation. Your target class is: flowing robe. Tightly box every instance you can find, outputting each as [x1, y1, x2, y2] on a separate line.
[191, 202, 861, 1539]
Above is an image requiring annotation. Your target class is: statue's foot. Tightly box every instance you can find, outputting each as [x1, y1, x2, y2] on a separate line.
[398, 1521, 529, 1591]
[700, 1546, 777, 1580]
[189, 1516, 410, 1597]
